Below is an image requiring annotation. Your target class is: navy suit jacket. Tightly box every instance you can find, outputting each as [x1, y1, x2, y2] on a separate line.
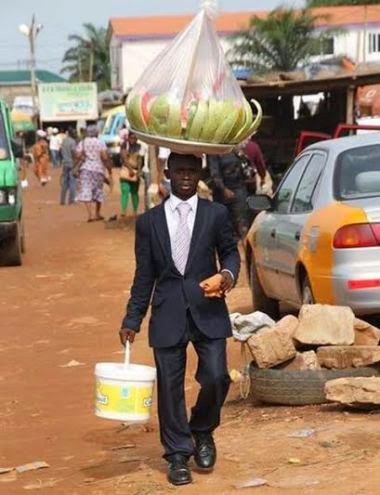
[122, 197, 241, 348]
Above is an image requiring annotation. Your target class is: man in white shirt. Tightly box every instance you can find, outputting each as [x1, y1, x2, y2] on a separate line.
[49, 128, 62, 168]
[120, 153, 240, 486]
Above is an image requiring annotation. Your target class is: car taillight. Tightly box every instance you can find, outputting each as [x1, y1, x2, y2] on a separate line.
[334, 223, 380, 248]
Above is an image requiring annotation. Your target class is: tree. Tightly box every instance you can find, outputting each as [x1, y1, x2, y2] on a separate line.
[61, 23, 110, 90]
[307, 0, 380, 6]
[229, 8, 332, 74]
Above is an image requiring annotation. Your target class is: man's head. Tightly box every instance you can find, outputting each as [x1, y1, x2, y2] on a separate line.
[67, 127, 76, 139]
[128, 131, 138, 145]
[36, 129, 47, 140]
[166, 153, 202, 200]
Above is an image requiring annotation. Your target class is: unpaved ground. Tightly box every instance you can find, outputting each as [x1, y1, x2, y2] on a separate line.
[1, 170, 380, 495]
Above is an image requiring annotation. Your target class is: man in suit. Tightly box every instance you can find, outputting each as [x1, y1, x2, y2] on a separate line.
[120, 152, 240, 486]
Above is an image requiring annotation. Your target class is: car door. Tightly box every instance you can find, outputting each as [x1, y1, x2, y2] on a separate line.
[255, 153, 311, 299]
[274, 152, 328, 303]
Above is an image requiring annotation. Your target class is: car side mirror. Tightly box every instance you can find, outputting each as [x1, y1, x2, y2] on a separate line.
[247, 194, 273, 211]
[11, 139, 23, 159]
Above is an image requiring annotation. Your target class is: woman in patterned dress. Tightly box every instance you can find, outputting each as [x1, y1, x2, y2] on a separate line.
[32, 130, 50, 185]
[76, 125, 111, 222]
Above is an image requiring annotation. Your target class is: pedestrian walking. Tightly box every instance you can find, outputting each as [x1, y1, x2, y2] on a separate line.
[140, 141, 151, 212]
[49, 128, 62, 168]
[157, 146, 171, 200]
[60, 128, 77, 205]
[119, 131, 144, 217]
[119, 152, 240, 486]
[207, 151, 250, 239]
[32, 130, 50, 186]
[242, 137, 267, 193]
[75, 125, 111, 222]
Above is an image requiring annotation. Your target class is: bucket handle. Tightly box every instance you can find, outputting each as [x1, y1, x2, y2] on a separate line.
[124, 340, 131, 367]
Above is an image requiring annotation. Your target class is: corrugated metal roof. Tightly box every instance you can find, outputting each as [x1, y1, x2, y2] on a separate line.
[0, 70, 65, 85]
[109, 6, 380, 39]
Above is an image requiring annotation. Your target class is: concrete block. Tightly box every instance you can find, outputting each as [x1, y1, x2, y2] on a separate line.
[325, 377, 380, 405]
[294, 304, 355, 346]
[317, 346, 380, 369]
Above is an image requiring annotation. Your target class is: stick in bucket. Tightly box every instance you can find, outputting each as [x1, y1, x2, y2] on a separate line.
[124, 340, 131, 368]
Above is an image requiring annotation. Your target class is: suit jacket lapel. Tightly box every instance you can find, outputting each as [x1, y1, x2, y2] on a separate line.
[152, 202, 172, 261]
[185, 198, 208, 274]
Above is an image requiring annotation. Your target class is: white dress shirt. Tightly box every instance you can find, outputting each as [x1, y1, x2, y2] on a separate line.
[165, 193, 198, 249]
[164, 193, 234, 282]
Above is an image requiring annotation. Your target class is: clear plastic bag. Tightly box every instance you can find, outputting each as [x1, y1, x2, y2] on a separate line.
[126, 1, 262, 151]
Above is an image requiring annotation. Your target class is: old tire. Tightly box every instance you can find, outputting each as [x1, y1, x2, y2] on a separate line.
[249, 365, 380, 406]
[249, 252, 279, 319]
[1, 222, 22, 266]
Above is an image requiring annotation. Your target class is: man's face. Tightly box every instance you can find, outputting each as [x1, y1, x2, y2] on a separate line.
[167, 160, 201, 200]
[128, 134, 137, 145]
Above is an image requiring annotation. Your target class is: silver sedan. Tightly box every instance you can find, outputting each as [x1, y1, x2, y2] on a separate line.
[245, 132, 380, 318]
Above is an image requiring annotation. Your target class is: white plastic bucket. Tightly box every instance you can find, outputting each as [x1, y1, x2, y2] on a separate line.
[95, 344, 156, 423]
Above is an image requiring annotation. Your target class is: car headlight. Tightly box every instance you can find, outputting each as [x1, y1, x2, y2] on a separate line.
[0, 187, 17, 206]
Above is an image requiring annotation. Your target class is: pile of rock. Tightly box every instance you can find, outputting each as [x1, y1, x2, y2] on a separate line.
[247, 305, 380, 384]
[245, 304, 380, 406]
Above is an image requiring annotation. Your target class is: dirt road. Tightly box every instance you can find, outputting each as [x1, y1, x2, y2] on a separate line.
[1, 170, 380, 494]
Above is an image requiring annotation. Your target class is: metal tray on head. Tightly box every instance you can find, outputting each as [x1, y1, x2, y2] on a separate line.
[132, 130, 234, 156]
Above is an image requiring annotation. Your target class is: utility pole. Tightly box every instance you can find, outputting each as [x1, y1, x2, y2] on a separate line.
[19, 15, 43, 114]
[88, 43, 94, 82]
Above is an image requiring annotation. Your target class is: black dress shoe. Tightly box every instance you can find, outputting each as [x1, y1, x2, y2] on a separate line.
[167, 455, 192, 486]
[193, 432, 216, 470]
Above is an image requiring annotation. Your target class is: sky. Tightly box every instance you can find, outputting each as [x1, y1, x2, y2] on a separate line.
[1, 0, 302, 76]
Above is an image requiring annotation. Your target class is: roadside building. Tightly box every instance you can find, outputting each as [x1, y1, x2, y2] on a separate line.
[108, 5, 380, 93]
[0, 70, 65, 107]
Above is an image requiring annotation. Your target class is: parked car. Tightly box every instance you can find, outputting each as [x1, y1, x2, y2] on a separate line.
[245, 132, 380, 317]
[100, 105, 127, 166]
[0, 98, 24, 266]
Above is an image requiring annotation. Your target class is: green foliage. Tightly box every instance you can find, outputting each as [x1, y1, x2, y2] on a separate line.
[307, 0, 380, 6]
[61, 23, 110, 91]
[229, 8, 333, 73]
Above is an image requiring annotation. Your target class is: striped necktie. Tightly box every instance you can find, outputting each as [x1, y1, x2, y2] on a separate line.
[172, 202, 192, 275]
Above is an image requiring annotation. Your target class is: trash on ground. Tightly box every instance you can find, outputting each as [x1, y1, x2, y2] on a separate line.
[235, 477, 268, 489]
[288, 429, 316, 438]
[288, 457, 302, 464]
[230, 312, 275, 342]
[59, 360, 85, 368]
[111, 444, 136, 451]
[0, 467, 14, 475]
[23, 478, 58, 490]
[229, 369, 243, 383]
[16, 461, 50, 473]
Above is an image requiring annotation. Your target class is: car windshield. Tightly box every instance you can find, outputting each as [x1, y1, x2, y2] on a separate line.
[103, 114, 117, 135]
[0, 113, 10, 160]
[336, 144, 380, 199]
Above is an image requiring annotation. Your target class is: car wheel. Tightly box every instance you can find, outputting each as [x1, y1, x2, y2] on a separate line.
[1, 222, 22, 266]
[302, 275, 314, 305]
[250, 252, 279, 319]
[20, 219, 25, 254]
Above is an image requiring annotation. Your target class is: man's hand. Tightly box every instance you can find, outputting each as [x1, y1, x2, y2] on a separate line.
[220, 271, 234, 294]
[119, 328, 136, 346]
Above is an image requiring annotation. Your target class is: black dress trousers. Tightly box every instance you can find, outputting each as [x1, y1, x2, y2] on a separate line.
[153, 311, 231, 460]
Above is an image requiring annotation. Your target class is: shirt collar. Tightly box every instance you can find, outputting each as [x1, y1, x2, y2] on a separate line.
[169, 193, 198, 212]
